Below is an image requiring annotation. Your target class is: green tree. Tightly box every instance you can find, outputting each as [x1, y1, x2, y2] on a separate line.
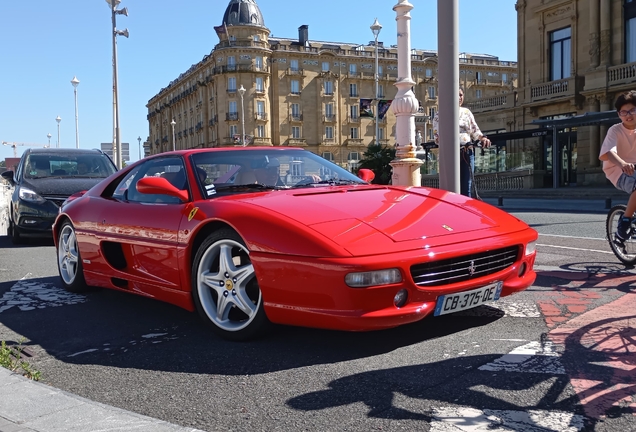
[357, 143, 395, 185]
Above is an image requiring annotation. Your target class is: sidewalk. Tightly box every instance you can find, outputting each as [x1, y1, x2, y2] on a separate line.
[0, 368, 203, 432]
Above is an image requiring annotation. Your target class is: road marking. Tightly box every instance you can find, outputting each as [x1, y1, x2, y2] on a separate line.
[0, 273, 86, 313]
[478, 341, 566, 374]
[538, 243, 613, 254]
[540, 233, 605, 241]
[431, 407, 585, 431]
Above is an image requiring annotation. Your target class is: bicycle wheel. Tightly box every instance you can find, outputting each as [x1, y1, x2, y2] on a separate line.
[606, 204, 636, 265]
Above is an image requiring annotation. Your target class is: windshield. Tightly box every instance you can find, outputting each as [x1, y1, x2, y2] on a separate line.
[191, 149, 366, 197]
[24, 154, 117, 179]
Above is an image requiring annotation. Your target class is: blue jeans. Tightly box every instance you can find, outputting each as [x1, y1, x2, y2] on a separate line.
[460, 147, 475, 197]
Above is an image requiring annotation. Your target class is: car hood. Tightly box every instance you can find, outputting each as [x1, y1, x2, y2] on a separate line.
[22, 178, 102, 197]
[237, 186, 528, 246]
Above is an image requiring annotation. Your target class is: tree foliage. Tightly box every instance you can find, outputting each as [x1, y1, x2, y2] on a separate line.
[357, 143, 395, 185]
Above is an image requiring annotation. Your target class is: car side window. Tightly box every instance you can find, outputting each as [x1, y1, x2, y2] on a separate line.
[116, 157, 188, 204]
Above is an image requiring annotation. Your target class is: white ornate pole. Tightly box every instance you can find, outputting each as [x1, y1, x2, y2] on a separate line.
[390, 0, 422, 186]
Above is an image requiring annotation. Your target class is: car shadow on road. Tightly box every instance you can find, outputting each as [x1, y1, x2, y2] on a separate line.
[0, 274, 506, 376]
[0, 234, 54, 249]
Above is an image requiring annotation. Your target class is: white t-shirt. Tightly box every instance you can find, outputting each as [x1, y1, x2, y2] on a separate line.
[600, 123, 636, 186]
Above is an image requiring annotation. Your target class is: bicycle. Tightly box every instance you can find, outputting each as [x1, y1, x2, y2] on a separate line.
[606, 204, 636, 265]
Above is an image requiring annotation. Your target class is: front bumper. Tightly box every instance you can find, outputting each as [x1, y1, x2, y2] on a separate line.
[13, 199, 61, 237]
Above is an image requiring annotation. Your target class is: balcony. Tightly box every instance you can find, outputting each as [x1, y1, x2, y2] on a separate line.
[215, 40, 269, 50]
[530, 77, 577, 102]
[286, 68, 305, 76]
[290, 91, 302, 96]
[252, 137, 272, 146]
[465, 93, 516, 113]
[321, 138, 337, 145]
[346, 115, 361, 123]
[288, 138, 307, 146]
[349, 92, 359, 98]
[608, 61, 636, 86]
[322, 114, 336, 123]
[256, 112, 268, 121]
[289, 114, 303, 122]
[226, 112, 239, 121]
[321, 90, 335, 97]
[346, 138, 364, 145]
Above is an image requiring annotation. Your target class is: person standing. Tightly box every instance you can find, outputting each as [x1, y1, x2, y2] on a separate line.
[432, 88, 491, 197]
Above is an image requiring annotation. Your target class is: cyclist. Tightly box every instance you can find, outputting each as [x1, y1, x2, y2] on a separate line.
[599, 90, 636, 242]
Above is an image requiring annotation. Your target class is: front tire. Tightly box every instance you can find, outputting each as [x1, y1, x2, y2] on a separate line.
[57, 221, 88, 292]
[9, 217, 23, 245]
[191, 228, 269, 341]
[606, 204, 636, 265]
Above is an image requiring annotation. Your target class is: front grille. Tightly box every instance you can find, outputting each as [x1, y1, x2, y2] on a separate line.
[410, 246, 520, 287]
[43, 196, 69, 208]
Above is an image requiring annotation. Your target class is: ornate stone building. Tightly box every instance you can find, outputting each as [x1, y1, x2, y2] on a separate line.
[465, 0, 636, 188]
[146, 0, 516, 170]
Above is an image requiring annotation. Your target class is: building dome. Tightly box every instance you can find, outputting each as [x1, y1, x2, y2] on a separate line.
[222, 0, 265, 27]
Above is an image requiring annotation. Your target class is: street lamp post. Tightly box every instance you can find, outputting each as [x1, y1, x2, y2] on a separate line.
[238, 85, 246, 146]
[71, 76, 80, 148]
[47, 133, 51, 147]
[371, 18, 382, 146]
[55, 116, 61, 148]
[170, 119, 176, 152]
[106, 0, 129, 168]
[137, 136, 142, 159]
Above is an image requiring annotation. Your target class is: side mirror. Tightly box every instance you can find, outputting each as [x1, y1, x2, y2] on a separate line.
[136, 177, 189, 202]
[1, 170, 15, 185]
[357, 169, 375, 183]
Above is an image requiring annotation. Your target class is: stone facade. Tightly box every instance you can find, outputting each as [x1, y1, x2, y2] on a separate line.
[146, 0, 517, 170]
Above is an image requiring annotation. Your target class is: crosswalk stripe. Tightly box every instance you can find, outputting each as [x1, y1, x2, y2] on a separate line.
[478, 341, 565, 374]
[0, 273, 86, 313]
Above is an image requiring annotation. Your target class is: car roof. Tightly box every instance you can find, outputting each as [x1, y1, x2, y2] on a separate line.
[26, 148, 106, 156]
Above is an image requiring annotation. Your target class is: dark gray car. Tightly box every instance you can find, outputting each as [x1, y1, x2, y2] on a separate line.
[0, 148, 117, 243]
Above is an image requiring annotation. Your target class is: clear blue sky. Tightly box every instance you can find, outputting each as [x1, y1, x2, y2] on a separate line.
[0, 0, 517, 162]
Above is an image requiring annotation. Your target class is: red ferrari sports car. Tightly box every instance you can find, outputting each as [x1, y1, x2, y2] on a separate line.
[53, 147, 537, 341]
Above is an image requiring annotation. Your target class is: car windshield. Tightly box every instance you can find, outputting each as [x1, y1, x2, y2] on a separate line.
[191, 149, 366, 197]
[24, 154, 117, 179]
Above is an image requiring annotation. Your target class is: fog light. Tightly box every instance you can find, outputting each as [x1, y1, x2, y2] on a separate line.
[394, 289, 408, 308]
[518, 262, 527, 277]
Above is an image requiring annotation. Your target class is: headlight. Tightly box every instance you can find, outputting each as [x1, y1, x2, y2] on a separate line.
[19, 187, 46, 203]
[345, 268, 402, 288]
[525, 240, 536, 256]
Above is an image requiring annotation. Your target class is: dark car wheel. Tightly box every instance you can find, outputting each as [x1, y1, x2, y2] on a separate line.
[9, 217, 23, 245]
[57, 222, 88, 293]
[192, 228, 270, 341]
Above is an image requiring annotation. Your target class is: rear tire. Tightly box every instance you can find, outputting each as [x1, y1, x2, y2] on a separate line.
[606, 204, 636, 265]
[56, 221, 88, 293]
[191, 228, 270, 341]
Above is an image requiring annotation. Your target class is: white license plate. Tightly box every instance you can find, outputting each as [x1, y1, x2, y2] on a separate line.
[433, 281, 503, 316]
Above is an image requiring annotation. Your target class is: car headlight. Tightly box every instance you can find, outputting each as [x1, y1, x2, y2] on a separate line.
[345, 268, 402, 288]
[19, 187, 46, 203]
[525, 240, 536, 256]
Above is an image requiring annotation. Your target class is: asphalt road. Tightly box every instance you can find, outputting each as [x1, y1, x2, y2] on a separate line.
[0, 208, 635, 431]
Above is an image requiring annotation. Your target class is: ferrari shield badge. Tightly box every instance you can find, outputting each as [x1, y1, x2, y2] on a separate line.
[188, 207, 199, 222]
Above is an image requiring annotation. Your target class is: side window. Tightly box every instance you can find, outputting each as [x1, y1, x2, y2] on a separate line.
[113, 157, 188, 204]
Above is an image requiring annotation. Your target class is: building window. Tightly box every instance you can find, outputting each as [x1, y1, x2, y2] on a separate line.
[550, 27, 571, 80]
[626, 0, 636, 62]
[351, 127, 359, 139]
[255, 56, 263, 70]
[257, 101, 266, 117]
[230, 125, 238, 136]
[229, 101, 237, 115]
[228, 77, 237, 92]
[292, 126, 301, 139]
[254, 35, 260, 42]
[377, 85, 384, 98]
[476, 89, 482, 99]
[502, 73, 508, 83]
[257, 125, 265, 137]
[324, 81, 333, 95]
[428, 86, 436, 99]
[291, 80, 300, 94]
[379, 128, 385, 140]
[325, 103, 334, 117]
[291, 59, 299, 71]
[291, 103, 301, 119]
[349, 63, 357, 74]
[255, 77, 264, 92]
[322, 152, 334, 161]
[429, 107, 436, 118]
[350, 83, 358, 97]
[350, 105, 358, 119]
[227, 56, 236, 69]
[326, 126, 334, 139]
[322, 61, 330, 72]
[426, 68, 432, 78]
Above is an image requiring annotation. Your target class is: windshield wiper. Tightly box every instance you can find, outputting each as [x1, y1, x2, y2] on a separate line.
[215, 183, 281, 191]
[290, 179, 363, 189]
